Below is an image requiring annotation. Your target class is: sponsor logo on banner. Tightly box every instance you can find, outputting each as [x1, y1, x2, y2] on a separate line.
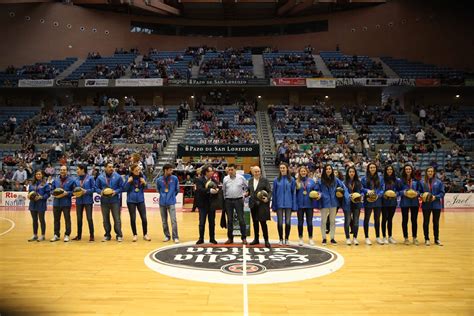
[55, 79, 79, 87]
[177, 144, 259, 157]
[3, 192, 28, 207]
[335, 78, 416, 87]
[145, 241, 344, 284]
[306, 78, 336, 88]
[271, 78, 306, 86]
[18, 79, 54, 88]
[167, 78, 269, 86]
[85, 79, 109, 87]
[415, 79, 441, 87]
[444, 193, 474, 208]
[115, 78, 163, 87]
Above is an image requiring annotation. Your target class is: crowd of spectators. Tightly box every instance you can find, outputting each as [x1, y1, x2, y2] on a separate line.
[199, 48, 254, 79]
[264, 51, 322, 78]
[325, 55, 386, 78]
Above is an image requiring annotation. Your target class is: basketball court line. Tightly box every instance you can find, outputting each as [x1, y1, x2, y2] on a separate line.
[0, 216, 16, 236]
[242, 244, 249, 316]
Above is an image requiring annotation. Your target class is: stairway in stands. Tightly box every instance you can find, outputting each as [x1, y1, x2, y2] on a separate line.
[336, 112, 358, 138]
[256, 111, 279, 181]
[155, 111, 193, 178]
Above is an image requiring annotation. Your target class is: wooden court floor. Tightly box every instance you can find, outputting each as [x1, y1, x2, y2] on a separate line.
[0, 207, 473, 316]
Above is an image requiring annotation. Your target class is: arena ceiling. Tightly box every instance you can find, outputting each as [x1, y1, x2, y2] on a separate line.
[3, 0, 386, 20]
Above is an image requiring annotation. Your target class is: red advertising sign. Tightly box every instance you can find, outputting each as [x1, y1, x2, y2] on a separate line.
[271, 78, 306, 86]
[415, 79, 441, 87]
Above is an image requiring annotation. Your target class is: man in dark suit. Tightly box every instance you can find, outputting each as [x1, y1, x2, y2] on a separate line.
[194, 165, 219, 245]
[248, 166, 272, 247]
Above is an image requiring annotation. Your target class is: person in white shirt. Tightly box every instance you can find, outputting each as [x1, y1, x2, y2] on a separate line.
[12, 166, 28, 185]
[419, 108, 426, 126]
[222, 164, 248, 244]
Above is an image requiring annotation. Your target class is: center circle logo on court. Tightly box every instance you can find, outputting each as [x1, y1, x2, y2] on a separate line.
[145, 241, 344, 284]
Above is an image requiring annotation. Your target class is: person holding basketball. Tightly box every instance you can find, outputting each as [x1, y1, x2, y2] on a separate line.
[27, 169, 51, 242]
[95, 162, 124, 242]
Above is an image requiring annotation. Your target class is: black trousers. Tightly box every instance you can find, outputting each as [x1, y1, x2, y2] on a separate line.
[53, 206, 71, 237]
[30, 211, 46, 235]
[381, 206, 396, 238]
[250, 206, 268, 241]
[423, 208, 441, 241]
[127, 202, 148, 236]
[225, 198, 246, 240]
[401, 206, 419, 238]
[364, 207, 381, 238]
[76, 203, 94, 238]
[297, 208, 313, 238]
[198, 207, 216, 240]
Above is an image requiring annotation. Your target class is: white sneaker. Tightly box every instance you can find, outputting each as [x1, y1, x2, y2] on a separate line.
[404, 238, 410, 245]
[38, 235, 45, 241]
[383, 238, 389, 245]
[163, 237, 170, 242]
[346, 239, 352, 245]
[413, 238, 419, 246]
[353, 238, 359, 245]
[132, 235, 138, 242]
[298, 238, 304, 246]
[388, 237, 397, 244]
[365, 238, 372, 245]
[50, 235, 60, 242]
[117, 237, 123, 242]
[143, 235, 151, 241]
[309, 239, 315, 246]
[435, 240, 443, 246]
[64, 235, 70, 242]
[284, 239, 289, 245]
[174, 238, 180, 244]
[425, 240, 431, 246]
[279, 239, 283, 246]
[376, 238, 384, 245]
[28, 235, 38, 242]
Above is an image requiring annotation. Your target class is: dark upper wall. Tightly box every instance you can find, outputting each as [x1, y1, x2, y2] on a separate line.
[1, 0, 473, 71]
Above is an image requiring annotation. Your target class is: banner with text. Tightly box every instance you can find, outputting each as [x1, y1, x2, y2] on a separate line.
[306, 78, 336, 88]
[0, 192, 183, 208]
[18, 79, 54, 88]
[271, 78, 306, 86]
[115, 78, 163, 87]
[177, 144, 259, 157]
[167, 78, 269, 86]
[415, 79, 441, 87]
[443, 193, 474, 208]
[335, 78, 416, 87]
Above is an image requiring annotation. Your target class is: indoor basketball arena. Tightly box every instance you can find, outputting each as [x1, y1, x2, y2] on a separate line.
[0, 0, 473, 315]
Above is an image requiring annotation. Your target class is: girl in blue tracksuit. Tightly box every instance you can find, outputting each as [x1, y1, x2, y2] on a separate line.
[361, 162, 385, 245]
[420, 166, 445, 246]
[295, 166, 317, 245]
[382, 165, 401, 244]
[272, 162, 297, 245]
[343, 166, 363, 245]
[399, 164, 422, 245]
[28, 169, 51, 242]
[123, 163, 150, 242]
[317, 164, 349, 245]
[73, 164, 95, 241]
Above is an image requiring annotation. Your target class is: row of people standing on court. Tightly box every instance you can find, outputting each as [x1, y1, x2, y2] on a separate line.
[27, 162, 181, 243]
[271, 162, 445, 247]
